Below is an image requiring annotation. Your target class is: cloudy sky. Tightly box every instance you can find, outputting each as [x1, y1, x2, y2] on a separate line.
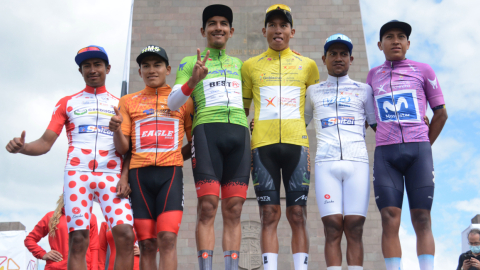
[1, 0, 479, 269]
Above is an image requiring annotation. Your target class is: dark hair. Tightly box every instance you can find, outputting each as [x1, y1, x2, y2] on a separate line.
[324, 44, 351, 57]
[203, 17, 231, 30]
[468, 229, 480, 240]
[138, 56, 167, 67]
[79, 59, 109, 70]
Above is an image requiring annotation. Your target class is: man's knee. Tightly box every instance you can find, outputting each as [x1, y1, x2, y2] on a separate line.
[411, 210, 431, 231]
[287, 206, 307, 227]
[198, 197, 218, 222]
[322, 216, 343, 240]
[69, 231, 89, 253]
[158, 232, 177, 253]
[139, 238, 157, 256]
[112, 224, 135, 247]
[260, 205, 281, 228]
[222, 198, 244, 220]
[344, 217, 365, 241]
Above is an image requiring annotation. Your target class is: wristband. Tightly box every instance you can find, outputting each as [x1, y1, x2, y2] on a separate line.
[181, 83, 194, 96]
[370, 123, 377, 129]
[432, 104, 445, 111]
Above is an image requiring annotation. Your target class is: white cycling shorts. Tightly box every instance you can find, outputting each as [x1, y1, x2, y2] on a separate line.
[315, 160, 370, 217]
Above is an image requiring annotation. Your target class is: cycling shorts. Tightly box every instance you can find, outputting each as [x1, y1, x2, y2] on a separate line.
[373, 142, 435, 211]
[315, 161, 370, 217]
[129, 166, 184, 240]
[192, 123, 250, 199]
[252, 143, 310, 207]
[63, 171, 133, 232]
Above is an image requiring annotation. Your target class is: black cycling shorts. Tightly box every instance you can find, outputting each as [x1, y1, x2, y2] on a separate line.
[192, 123, 250, 199]
[129, 166, 183, 240]
[252, 143, 310, 207]
[373, 142, 435, 211]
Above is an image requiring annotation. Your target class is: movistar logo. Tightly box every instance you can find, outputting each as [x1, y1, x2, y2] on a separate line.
[179, 62, 187, 71]
[208, 69, 239, 76]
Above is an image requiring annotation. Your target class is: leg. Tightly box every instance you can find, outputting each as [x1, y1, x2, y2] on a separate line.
[68, 230, 90, 270]
[411, 209, 435, 255]
[322, 215, 344, 267]
[344, 215, 366, 266]
[380, 207, 402, 258]
[111, 224, 135, 270]
[196, 195, 219, 250]
[221, 196, 245, 251]
[139, 239, 158, 270]
[157, 232, 178, 270]
[287, 205, 309, 254]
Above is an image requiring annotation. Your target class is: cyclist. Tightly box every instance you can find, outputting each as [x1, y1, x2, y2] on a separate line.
[304, 34, 376, 270]
[99, 222, 140, 270]
[367, 20, 448, 270]
[167, 5, 249, 270]
[242, 4, 319, 270]
[6, 45, 135, 270]
[109, 45, 193, 270]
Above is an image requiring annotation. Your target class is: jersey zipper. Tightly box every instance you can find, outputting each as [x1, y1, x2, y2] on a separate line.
[93, 88, 99, 172]
[219, 50, 231, 123]
[389, 61, 405, 143]
[155, 88, 158, 166]
[335, 78, 343, 160]
[279, 52, 282, 143]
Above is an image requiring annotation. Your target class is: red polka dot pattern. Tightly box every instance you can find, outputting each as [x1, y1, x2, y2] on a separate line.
[70, 157, 80, 166]
[117, 220, 124, 225]
[125, 203, 131, 210]
[75, 220, 83, 226]
[106, 176, 114, 182]
[68, 146, 75, 153]
[88, 160, 98, 170]
[105, 206, 112, 213]
[68, 171, 76, 176]
[85, 213, 89, 220]
[99, 150, 109, 157]
[115, 209, 123, 215]
[113, 198, 121, 204]
[70, 194, 77, 201]
[107, 160, 117, 169]
[126, 215, 132, 221]
[67, 216, 71, 222]
[103, 194, 109, 201]
[68, 181, 76, 188]
[81, 149, 92, 155]
[79, 187, 86, 194]
[98, 182, 106, 189]
[80, 175, 88, 181]
[110, 187, 116, 193]
[90, 182, 97, 189]
[81, 200, 87, 207]
[67, 106, 73, 112]
[92, 172, 103, 176]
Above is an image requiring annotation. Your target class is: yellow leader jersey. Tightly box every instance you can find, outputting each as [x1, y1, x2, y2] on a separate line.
[242, 47, 320, 149]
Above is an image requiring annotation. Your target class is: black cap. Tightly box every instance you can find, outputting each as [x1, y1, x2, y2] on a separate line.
[380, 20, 412, 41]
[136, 45, 169, 66]
[202, 4, 233, 29]
[265, 5, 293, 27]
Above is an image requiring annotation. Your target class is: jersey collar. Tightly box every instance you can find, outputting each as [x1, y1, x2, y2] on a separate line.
[327, 74, 350, 84]
[84, 85, 107, 94]
[265, 47, 293, 58]
[144, 85, 171, 95]
[203, 47, 227, 61]
[383, 58, 409, 67]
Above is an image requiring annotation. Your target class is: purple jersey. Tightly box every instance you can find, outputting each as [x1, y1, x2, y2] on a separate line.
[367, 59, 445, 146]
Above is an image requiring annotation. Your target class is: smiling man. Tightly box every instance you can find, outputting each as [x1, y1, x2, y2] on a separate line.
[241, 4, 319, 270]
[109, 45, 193, 270]
[366, 20, 448, 270]
[167, 4, 249, 270]
[6, 46, 135, 270]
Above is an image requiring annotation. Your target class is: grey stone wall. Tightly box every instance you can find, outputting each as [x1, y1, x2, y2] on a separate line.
[129, 0, 383, 269]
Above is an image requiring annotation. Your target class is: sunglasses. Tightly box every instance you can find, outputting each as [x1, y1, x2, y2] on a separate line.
[77, 46, 101, 54]
[325, 34, 352, 44]
[266, 4, 291, 13]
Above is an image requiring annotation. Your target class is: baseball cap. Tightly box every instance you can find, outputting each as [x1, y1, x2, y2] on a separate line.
[265, 4, 293, 27]
[136, 45, 169, 66]
[75, 45, 109, 67]
[202, 4, 233, 29]
[380, 20, 412, 41]
[324, 33, 353, 55]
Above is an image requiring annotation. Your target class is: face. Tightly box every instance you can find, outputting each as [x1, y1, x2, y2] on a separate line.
[138, 55, 171, 88]
[322, 43, 353, 77]
[378, 28, 410, 61]
[201, 16, 234, 49]
[78, 58, 110, 88]
[263, 14, 295, 51]
[469, 233, 480, 249]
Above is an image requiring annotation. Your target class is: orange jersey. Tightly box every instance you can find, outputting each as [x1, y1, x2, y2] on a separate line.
[119, 85, 193, 169]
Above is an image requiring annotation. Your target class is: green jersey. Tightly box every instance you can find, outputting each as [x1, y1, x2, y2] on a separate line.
[172, 47, 248, 130]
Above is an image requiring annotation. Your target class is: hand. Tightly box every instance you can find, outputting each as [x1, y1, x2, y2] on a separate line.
[187, 49, 210, 88]
[42, 250, 63, 262]
[133, 245, 140, 256]
[424, 115, 430, 128]
[6, 131, 26, 153]
[471, 257, 480, 269]
[464, 258, 473, 269]
[116, 176, 131, 198]
[292, 49, 302, 56]
[250, 119, 255, 134]
[109, 107, 123, 133]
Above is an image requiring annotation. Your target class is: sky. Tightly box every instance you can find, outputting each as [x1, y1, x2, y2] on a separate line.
[0, 0, 479, 269]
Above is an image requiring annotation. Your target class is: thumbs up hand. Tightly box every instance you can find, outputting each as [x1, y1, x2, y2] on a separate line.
[6, 131, 26, 153]
[109, 106, 123, 133]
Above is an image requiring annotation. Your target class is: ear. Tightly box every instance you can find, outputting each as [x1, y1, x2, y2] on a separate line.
[138, 68, 142, 77]
[78, 67, 82, 74]
[377, 41, 383, 51]
[229, 27, 235, 37]
[322, 55, 327, 65]
[350, 56, 354, 65]
[406, 40, 410, 50]
[290, 28, 295, 38]
[106, 65, 111, 74]
[201, 27, 206, 37]
[262, 27, 266, 38]
[166, 65, 172, 76]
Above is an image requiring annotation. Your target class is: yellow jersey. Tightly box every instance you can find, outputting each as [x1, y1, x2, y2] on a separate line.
[242, 47, 320, 149]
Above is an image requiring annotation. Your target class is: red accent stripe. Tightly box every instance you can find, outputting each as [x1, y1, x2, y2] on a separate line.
[136, 169, 153, 218]
[181, 83, 194, 95]
[163, 167, 176, 212]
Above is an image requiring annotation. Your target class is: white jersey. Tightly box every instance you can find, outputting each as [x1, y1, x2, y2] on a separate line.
[305, 75, 376, 163]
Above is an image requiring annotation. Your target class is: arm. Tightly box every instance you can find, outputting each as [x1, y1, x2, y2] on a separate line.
[365, 84, 377, 132]
[428, 107, 447, 145]
[6, 129, 59, 155]
[110, 97, 131, 155]
[88, 214, 99, 270]
[423, 65, 447, 145]
[168, 49, 210, 111]
[304, 86, 314, 126]
[98, 223, 108, 270]
[24, 214, 49, 259]
[241, 59, 253, 117]
[117, 148, 131, 198]
[181, 98, 194, 161]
